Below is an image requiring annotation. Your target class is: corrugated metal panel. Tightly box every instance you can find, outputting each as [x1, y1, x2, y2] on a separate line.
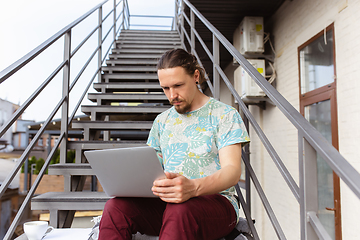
[185, 0, 285, 79]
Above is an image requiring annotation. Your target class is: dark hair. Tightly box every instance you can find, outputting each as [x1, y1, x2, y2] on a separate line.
[157, 49, 207, 84]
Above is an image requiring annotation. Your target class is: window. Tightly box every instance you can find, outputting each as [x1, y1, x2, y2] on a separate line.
[298, 24, 341, 240]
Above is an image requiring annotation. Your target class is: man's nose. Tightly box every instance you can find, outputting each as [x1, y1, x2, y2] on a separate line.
[169, 88, 178, 99]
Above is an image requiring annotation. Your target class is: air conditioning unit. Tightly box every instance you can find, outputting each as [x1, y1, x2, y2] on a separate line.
[234, 17, 264, 55]
[234, 59, 266, 98]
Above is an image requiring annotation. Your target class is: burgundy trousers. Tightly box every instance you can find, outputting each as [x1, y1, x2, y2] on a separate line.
[98, 194, 237, 240]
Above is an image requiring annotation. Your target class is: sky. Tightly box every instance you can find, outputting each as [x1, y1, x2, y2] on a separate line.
[0, 0, 175, 122]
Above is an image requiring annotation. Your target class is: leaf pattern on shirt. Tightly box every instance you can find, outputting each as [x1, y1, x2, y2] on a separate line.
[163, 143, 188, 171]
[219, 129, 243, 149]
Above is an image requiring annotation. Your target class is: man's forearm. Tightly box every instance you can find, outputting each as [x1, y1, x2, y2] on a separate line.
[193, 164, 241, 197]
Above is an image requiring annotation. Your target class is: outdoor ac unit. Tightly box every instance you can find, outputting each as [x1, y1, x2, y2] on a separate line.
[234, 17, 264, 55]
[234, 59, 266, 98]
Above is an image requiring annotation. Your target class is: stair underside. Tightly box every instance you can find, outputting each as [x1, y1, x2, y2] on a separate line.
[31, 192, 109, 211]
[68, 140, 146, 150]
[93, 82, 163, 93]
[87, 93, 168, 103]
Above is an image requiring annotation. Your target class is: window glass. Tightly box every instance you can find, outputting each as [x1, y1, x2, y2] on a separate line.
[304, 99, 335, 239]
[299, 29, 334, 94]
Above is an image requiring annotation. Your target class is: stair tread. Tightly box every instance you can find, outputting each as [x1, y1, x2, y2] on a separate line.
[108, 54, 163, 59]
[105, 59, 159, 64]
[68, 140, 147, 149]
[117, 37, 180, 42]
[72, 121, 153, 129]
[32, 192, 109, 204]
[121, 30, 178, 34]
[49, 163, 91, 169]
[116, 44, 181, 49]
[118, 40, 180, 44]
[102, 66, 157, 71]
[88, 94, 167, 103]
[110, 49, 169, 54]
[102, 73, 158, 79]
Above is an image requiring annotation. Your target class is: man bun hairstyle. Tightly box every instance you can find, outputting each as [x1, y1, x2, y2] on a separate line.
[157, 49, 207, 84]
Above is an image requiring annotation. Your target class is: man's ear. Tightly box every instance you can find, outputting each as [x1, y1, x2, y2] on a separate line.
[194, 69, 200, 83]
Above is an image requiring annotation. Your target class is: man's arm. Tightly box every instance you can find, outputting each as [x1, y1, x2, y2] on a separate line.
[152, 143, 242, 203]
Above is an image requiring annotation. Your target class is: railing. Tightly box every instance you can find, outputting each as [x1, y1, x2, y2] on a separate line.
[0, 0, 130, 239]
[175, 0, 360, 239]
[128, 15, 175, 30]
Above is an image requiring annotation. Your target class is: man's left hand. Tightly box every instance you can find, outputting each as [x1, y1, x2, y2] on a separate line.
[152, 172, 198, 203]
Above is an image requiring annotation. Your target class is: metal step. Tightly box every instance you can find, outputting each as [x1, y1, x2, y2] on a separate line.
[117, 40, 181, 45]
[68, 140, 146, 151]
[110, 48, 169, 54]
[121, 29, 178, 34]
[72, 121, 153, 140]
[93, 82, 162, 93]
[105, 59, 159, 66]
[81, 105, 169, 120]
[102, 73, 158, 82]
[120, 31, 179, 38]
[72, 120, 153, 129]
[102, 65, 157, 72]
[31, 191, 109, 212]
[87, 93, 168, 104]
[68, 140, 146, 163]
[116, 44, 181, 49]
[117, 37, 181, 42]
[108, 53, 163, 59]
[48, 163, 94, 175]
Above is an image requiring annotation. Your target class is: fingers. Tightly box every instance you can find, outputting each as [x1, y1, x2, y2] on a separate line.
[165, 172, 180, 179]
[153, 172, 180, 187]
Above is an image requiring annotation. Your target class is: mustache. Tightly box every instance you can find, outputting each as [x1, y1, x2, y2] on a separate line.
[170, 98, 183, 105]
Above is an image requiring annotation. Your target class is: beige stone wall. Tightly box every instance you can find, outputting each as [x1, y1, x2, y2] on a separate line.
[229, 0, 360, 239]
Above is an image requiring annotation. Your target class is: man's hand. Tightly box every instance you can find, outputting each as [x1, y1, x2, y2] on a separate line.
[152, 172, 198, 203]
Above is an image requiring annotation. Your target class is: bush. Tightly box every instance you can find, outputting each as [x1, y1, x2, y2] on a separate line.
[21, 149, 76, 174]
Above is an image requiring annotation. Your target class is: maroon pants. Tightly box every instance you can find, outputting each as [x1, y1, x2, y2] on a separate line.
[98, 194, 237, 240]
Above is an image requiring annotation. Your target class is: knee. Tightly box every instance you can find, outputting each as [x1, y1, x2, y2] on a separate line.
[103, 197, 134, 215]
[163, 201, 195, 220]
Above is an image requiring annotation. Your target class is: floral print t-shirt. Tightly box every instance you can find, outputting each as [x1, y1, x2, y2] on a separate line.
[146, 97, 250, 220]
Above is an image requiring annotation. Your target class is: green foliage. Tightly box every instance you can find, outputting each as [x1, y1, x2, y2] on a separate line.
[21, 149, 76, 174]
[51, 149, 60, 165]
[67, 150, 76, 163]
[34, 158, 45, 175]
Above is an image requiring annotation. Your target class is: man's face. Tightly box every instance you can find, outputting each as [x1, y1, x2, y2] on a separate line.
[158, 67, 199, 114]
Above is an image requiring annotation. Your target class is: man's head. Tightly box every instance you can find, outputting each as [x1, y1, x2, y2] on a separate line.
[157, 49, 207, 114]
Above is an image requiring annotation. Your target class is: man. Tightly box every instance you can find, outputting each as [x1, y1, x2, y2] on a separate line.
[99, 49, 250, 240]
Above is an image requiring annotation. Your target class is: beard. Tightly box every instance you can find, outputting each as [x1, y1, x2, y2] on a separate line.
[170, 98, 192, 114]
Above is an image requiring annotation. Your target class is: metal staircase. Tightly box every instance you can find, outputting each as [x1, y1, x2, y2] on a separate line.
[31, 29, 180, 228]
[1, 0, 360, 239]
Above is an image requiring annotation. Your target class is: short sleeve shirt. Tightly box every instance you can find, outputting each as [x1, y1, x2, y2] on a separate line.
[147, 97, 250, 219]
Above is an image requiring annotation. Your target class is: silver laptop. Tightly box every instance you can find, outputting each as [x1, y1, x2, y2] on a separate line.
[84, 146, 165, 198]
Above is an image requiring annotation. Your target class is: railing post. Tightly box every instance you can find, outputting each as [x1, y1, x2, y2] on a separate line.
[174, 0, 179, 32]
[299, 135, 319, 239]
[212, 34, 220, 100]
[122, 0, 125, 30]
[190, 10, 195, 54]
[98, 6, 103, 83]
[60, 30, 71, 165]
[243, 111, 251, 215]
[180, 0, 185, 48]
[114, 0, 117, 48]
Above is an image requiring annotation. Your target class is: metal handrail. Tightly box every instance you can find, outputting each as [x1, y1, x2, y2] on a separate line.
[178, 0, 360, 239]
[129, 14, 175, 30]
[0, 0, 130, 238]
[0, 0, 108, 84]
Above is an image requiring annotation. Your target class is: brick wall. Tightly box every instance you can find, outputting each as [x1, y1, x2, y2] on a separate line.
[229, 0, 360, 239]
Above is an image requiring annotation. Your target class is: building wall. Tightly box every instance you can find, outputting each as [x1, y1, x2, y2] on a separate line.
[231, 0, 360, 239]
[0, 99, 15, 147]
